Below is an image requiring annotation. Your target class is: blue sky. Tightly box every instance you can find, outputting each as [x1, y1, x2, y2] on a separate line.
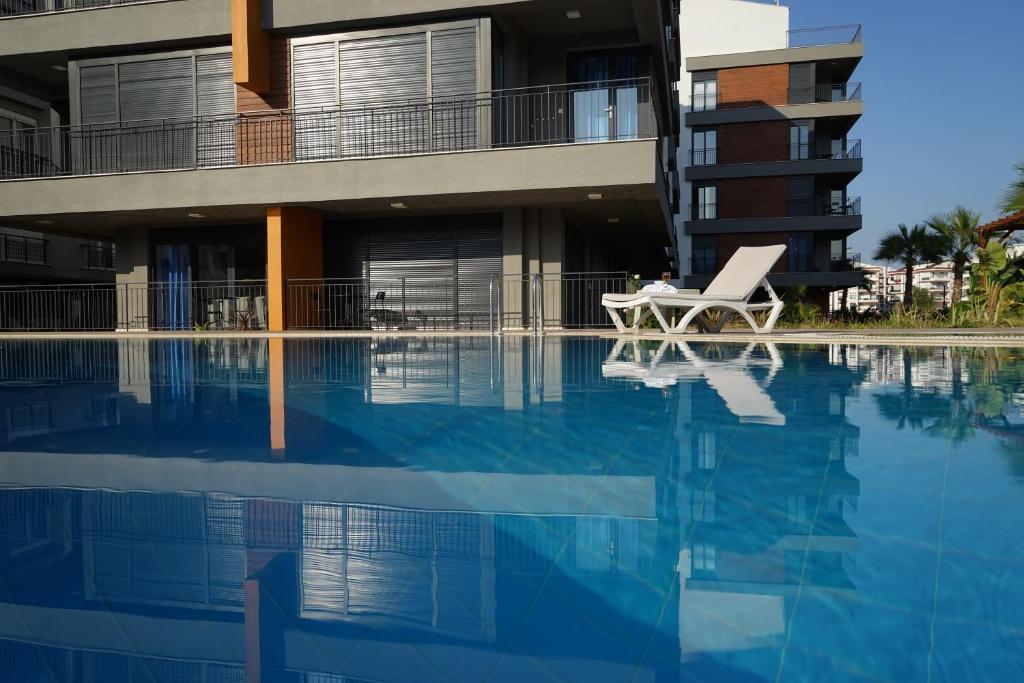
[781, 0, 1024, 259]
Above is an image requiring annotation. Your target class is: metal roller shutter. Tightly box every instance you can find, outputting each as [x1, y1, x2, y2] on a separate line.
[338, 33, 428, 157]
[78, 64, 118, 173]
[118, 57, 195, 172]
[293, 42, 338, 161]
[430, 27, 478, 151]
[196, 53, 236, 167]
[789, 63, 815, 104]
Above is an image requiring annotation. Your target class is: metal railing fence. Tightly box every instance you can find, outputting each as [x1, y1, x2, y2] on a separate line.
[787, 24, 863, 48]
[0, 280, 267, 332]
[0, 0, 157, 18]
[286, 272, 628, 333]
[0, 78, 657, 181]
[787, 82, 863, 105]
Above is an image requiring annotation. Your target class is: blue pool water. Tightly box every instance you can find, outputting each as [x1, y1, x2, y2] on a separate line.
[0, 337, 1022, 682]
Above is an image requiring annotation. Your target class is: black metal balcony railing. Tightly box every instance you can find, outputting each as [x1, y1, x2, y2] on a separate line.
[690, 203, 718, 221]
[1, 233, 47, 265]
[789, 139, 862, 161]
[0, 78, 657, 182]
[831, 253, 862, 273]
[786, 24, 863, 48]
[826, 196, 862, 216]
[81, 244, 115, 271]
[0, 0, 153, 18]
[690, 147, 717, 166]
[787, 82, 863, 105]
[691, 93, 718, 113]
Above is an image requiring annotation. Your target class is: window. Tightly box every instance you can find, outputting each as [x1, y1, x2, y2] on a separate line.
[691, 129, 717, 165]
[831, 239, 845, 262]
[829, 188, 846, 215]
[692, 75, 717, 112]
[693, 185, 717, 220]
[570, 48, 649, 143]
[790, 122, 812, 160]
[788, 234, 812, 272]
[692, 236, 718, 275]
[831, 136, 847, 159]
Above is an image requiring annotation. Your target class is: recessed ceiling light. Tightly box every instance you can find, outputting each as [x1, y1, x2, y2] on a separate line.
[187, 212, 206, 219]
[566, 9, 582, 19]
[35, 219, 54, 225]
[390, 202, 408, 209]
[587, 193, 604, 200]
[607, 217, 620, 224]
[51, 65, 67, 72]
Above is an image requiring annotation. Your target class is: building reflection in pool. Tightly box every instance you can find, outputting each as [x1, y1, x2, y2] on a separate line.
[0, 339, 1019, 681]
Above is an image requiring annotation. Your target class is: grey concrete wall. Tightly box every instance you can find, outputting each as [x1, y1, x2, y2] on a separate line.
[0, 141, 660, 218]
[685, 101, 862, 126]
[265, 0, 524, 31]
[686, 42, 863, 71]
[0, 226, 112, 283]
[685, 215, 862, 235]
[0, 0, 228, 58]
[685, 157, 863, 181]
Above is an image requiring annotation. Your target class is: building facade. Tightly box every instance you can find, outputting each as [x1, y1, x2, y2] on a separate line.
[829, 261, 970, 313]
[0, 0, 681, 331]
[678, 0, 863, 307]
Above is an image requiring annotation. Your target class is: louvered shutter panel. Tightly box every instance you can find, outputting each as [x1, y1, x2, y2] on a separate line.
[456, 222, 501, 327]
[118, 57, 195, 171]
[78, 64, 118, 173]
[338, 33, 428, 157]
[788, 175, 815, 216]
[789, 63, 815, 104]
[196, 53, 236, 167]
[293, 42, 338, 161]
[431, 27, 478, 151]
[367, 224, 455, 325]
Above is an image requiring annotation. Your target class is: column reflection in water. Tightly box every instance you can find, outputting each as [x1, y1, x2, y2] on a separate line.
[1, 339, 1023, 681]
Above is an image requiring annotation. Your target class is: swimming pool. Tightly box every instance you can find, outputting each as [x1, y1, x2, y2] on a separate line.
[0, 337, 1021, 682]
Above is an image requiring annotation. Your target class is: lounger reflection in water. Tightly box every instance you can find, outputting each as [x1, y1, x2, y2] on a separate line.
[602, 245, 787, 335]
[603, 340, 786, 426]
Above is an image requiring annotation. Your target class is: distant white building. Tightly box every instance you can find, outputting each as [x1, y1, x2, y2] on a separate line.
[830, 261, 970, 313]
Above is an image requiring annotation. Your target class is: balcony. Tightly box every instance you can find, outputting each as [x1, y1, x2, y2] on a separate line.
[685, 198, 862, 236]
[0, 0, 154, 18]
[0, 79, 657, 182]
[786, 25, 863, 48]
[685, 140, 862, 183]
[830, 253, 862, 273]
[787, 82, 862, 105]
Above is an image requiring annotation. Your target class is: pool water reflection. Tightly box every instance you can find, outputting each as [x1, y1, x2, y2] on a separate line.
[0, 338, 1022, 682]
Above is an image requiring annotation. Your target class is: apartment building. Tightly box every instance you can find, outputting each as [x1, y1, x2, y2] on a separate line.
[678, 0, 863, 308]
[830, 261, 971, 313]
[0, 0, 680, 331]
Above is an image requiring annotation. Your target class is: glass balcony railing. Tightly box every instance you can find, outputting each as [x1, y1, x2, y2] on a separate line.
[786, 24, 863, 48]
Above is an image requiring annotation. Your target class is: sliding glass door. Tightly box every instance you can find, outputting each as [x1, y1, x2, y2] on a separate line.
[570, 49, 648, 143]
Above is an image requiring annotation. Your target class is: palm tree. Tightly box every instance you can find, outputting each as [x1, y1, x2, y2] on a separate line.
[925, 206, 981, 305]
[1000, 160, 1024, 215]
[873, 224, 946, 308]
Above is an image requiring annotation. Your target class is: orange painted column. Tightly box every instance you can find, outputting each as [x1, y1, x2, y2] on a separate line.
[266, 207, 323, 332]
[231, 0, 271, 94]
[268, 337, 286, 459]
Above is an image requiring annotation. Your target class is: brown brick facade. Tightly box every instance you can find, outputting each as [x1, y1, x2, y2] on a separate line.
[718, 64, 789, 109]
[237, 36, 292, 165]
[716, 120, 789, 164]
[716, 177, 789, 219]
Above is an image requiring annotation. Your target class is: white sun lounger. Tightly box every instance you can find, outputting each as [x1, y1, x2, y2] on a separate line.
[601, 339, 785, 425]
[602, 245, 787, 335]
